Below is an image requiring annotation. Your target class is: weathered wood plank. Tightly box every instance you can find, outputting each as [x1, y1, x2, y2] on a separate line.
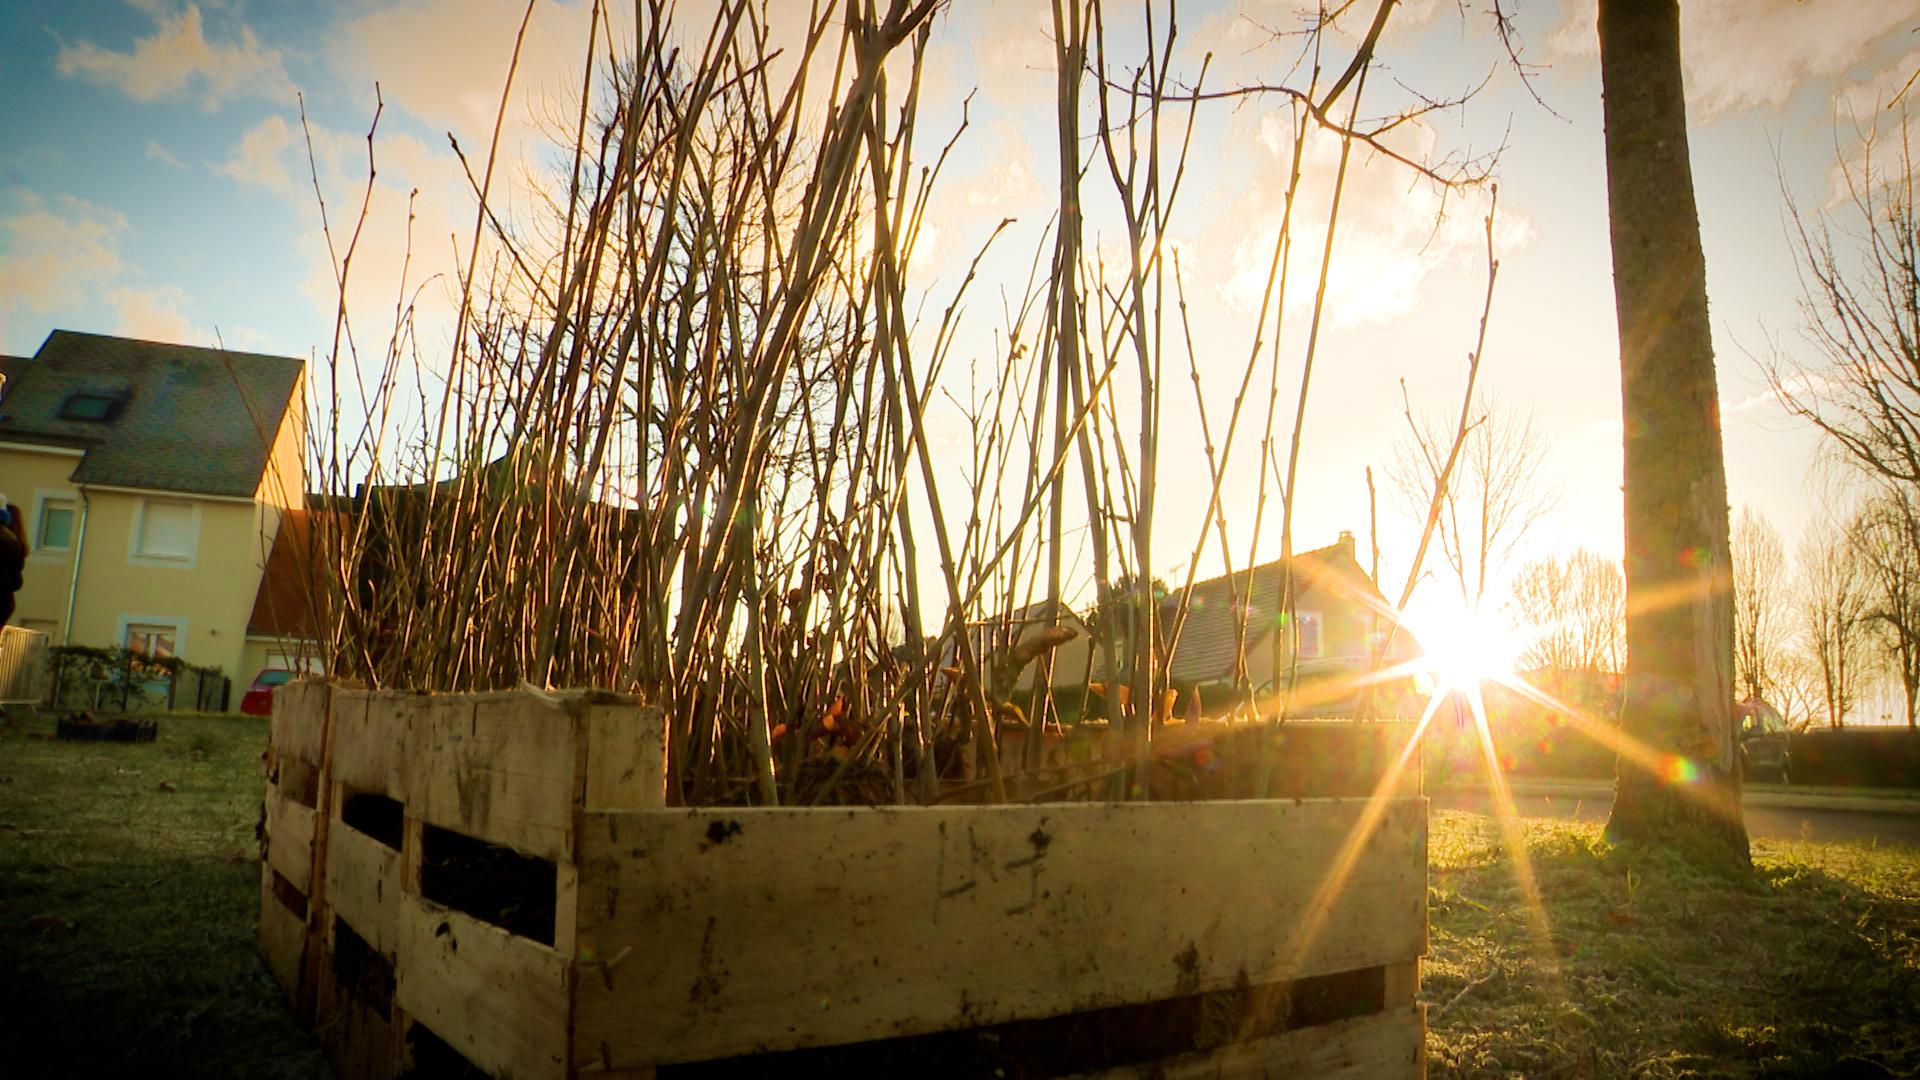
[328, 814, 401, 959]
[1079, 1004, 1425, 1080]
[265, 786, 316, 895]
[258, 861, 306, 1003]
[572, 798, 1426, 1068]
[404, 694, 579, 862]
[394, 895, 572, 1080]
[554, 861, 580, 956]
[584, 704, 666, 811]
[1383, 960, 1419, 1009]
[271, 678, 329, 767]
[330, 689, 409, 800]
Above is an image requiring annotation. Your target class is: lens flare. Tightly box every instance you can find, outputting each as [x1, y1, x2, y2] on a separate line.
[1661, 755, 1701, 784]
[1402, 597, 1524, 697]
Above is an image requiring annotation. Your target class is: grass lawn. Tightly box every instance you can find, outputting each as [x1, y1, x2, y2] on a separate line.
[0, 710, 329, 1078]
[1, 711, 1916, 1077]
[1427, 810, 1920, 1077]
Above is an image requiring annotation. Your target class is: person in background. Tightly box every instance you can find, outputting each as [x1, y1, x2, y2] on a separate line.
[0, 497, 28, 626]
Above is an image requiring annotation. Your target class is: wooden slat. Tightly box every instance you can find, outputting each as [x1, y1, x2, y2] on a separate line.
[394, 895, 572, 1080]
[554, 861, 580, 956]
[330, 689, 409, 800]
[1079, 1004, 1425, 1080]
[271, 678, 329, 767]
[572, 798, 1426, 1068]
[1383, 960, 1419, 1009]
[584, 704, 667, 811]
[404, 693, 580, 862]
[328, 815, 401, 958]
[258, 861, 306, 1002]
[265, 786, 317, 895]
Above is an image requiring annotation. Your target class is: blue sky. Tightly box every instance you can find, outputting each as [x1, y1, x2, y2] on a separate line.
[4, 0, 1919, 616]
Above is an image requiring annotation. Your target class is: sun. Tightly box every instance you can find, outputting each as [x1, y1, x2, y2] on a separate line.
[1403, 596, 1524, 697]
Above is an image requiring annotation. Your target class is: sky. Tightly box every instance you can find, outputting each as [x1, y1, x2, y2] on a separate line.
[4, 0, 1919, 624]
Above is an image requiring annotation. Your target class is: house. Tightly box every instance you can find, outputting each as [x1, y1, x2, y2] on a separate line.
[0, 330, 306, 703]
[964, 535, 1414, 717]
[950, 598, 1100, 697]
[244, 506, 328, 674]
[1162, 532, 1418, 716]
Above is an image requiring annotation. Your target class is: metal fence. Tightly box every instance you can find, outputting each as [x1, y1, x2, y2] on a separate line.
[44, 647, 230, 714]
[0, 626, 49, 705]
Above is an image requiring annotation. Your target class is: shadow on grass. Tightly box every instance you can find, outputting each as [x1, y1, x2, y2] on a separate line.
[0, 714, 330, 1079]
[1426, 811, 1920, 1078]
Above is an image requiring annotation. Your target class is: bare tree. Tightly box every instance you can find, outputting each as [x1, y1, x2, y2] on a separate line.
[1731, 505, 1790, 702]
[1767, 109, 1920, 489]
[1391, 395, 1554, 606]
[1852, 489, 1920, 726]
[1597, 0, 1748, 864]
[1768, 648, 1829, 731]
[1509, 548, 1624, 675]
[1798, 514, 1873, 729]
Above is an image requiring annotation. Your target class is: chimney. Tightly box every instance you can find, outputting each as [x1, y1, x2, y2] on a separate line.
[1337, 530, 1356, 560]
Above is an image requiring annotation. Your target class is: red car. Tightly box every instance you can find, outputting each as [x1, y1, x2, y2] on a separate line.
[240, 668, 296, 716]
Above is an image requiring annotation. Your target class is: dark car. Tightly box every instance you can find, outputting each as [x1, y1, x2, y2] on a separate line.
[240, 668, 296, 717]
[1735, 697, 1791, 784]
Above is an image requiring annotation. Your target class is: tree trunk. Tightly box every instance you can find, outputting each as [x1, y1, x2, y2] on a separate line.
[1597, 0, 1750, 865]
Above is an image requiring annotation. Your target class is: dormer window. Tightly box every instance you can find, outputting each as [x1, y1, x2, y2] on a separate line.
[60, 391, 121, 421]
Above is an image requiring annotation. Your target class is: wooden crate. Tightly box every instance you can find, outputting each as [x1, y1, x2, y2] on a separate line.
[998, 717, 1425, 802]
[258, 678, 332, 1020]
[264, 685, 1427, 1079]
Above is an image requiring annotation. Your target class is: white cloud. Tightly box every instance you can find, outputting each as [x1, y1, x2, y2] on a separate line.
[1549, 0, 1920, 120]
[1214, 109, 1534, 329]
[56, 2, 295, 109]
[332, 0, 607, 157]
[958, 123, 1043, 213]
[110, 284, 200, 343]
[0, 192, 127, 321]
[216, 114, 302, 199]
[0, 192, 212, 351]
[1835, 48, 1920, 120]
[1725, 372, 1833, 418]
[145, 140, 185, 169]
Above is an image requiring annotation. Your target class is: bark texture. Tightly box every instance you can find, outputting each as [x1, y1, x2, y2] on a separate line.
[1597, 0, 1750, 865]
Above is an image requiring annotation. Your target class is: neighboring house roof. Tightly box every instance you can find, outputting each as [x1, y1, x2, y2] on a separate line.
[0, 330, 302, 499]
[1163, 538, 1388, 685]
[248, 509, 326, 640]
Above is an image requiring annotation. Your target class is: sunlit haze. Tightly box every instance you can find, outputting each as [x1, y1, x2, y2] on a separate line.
[4, 0, 1917, 674]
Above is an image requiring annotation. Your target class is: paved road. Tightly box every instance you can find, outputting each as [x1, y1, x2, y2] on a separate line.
[1432, 788, 1920, 847]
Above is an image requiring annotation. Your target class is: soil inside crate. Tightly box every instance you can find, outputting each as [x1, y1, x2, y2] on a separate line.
[659, 965, 1384, 1078]
[419, 826, 556, 946]
[340, 790, 404, 850]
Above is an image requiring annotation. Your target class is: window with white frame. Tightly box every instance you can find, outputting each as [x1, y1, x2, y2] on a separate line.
[35, 497, 76, 552]
[1292, 611, 1324, 659]
[134, 500, 197, 561]
[124, 622, 180, 658]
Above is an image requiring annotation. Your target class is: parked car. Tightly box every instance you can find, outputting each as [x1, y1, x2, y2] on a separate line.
[240, 668, 296, 717]
[1735, 697, 1791, 784]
